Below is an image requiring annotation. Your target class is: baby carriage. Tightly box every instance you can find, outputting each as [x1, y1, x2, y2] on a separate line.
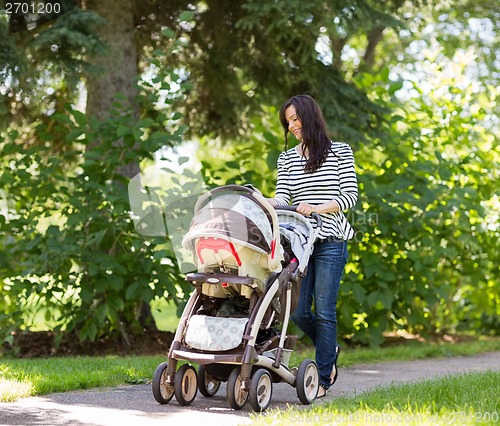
[152, 184, 322, 411]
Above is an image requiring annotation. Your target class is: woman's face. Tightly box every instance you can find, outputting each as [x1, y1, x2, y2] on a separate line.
[285, 105, 303, 141]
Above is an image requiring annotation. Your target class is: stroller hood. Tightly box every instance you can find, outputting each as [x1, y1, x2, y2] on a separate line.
[182, 193, 273, 254]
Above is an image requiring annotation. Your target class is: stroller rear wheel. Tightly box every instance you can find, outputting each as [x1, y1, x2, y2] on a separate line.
[249, 368, 273, 412]
[226, 367, 249, 410]
[152, 362, 174, 404]
[296, 358, 319, 404]
[197, 365, 221, 397]
[174, 364, 198, 406]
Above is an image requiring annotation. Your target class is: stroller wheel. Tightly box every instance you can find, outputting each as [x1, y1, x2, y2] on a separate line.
[197, 365, 221, 397]
[226, 367, 249, 410]
[296, 358, 319, 405]
[174, 364, 198, 406]
[152, 362, 174, 404]
[249, 369, 273, 412]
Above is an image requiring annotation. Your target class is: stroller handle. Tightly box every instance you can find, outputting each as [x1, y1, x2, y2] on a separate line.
[274, 205, 323, 229]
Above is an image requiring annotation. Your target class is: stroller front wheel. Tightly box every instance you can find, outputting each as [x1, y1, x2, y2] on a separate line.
[249, 368, 273, 412]
[174, 364, 198, 406]
[197, 365, 221, 397]
[152, 362, 174, 404]
[296, 358, 319, 404]
[226, 367, 249, 410]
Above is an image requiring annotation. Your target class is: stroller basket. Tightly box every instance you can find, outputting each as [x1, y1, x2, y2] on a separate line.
[184, 315, 249, 351]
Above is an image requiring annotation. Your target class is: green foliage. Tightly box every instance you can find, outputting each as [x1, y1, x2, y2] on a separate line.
[337, 61, 499, 345]
[1, 0, 498, 350]
[0, 5, 106, 130]
[0, 35, 191, 345]
[198, 51, 499, 347]
[158, 0, 396, 144]
[197, 105, 283, 195]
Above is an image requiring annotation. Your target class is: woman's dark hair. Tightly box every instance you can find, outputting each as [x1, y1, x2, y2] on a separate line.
[279, 94, 331, 173]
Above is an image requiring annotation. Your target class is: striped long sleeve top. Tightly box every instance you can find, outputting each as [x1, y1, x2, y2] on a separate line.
[274, 141, 358, 240]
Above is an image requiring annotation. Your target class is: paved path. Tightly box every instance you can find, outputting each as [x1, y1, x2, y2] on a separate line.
[1, 351, 499, 426]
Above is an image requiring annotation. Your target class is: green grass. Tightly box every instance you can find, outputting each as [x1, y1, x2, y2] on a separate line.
[0, 355, 165, 402]
[1, 336, 499, 410]
[250, 371, 500, 425]
[289, 336, 500, 368]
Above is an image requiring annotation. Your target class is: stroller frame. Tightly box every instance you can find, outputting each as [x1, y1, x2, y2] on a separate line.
[152, 185, 322, 411]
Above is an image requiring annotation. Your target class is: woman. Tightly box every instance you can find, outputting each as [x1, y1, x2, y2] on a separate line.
[269, 94, 358, 398]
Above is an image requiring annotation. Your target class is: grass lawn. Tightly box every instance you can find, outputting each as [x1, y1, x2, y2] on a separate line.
[0, 355, 166, 402]
[294, 335, 500, 368]
[1, 336, 499, 405]
[250, 371, 500, 425]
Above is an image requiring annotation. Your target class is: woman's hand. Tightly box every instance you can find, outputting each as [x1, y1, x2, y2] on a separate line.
[296, 202, 316, 216]
[296, 200, 341, 215]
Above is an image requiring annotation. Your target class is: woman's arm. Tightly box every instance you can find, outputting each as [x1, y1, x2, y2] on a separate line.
[272, 152, 291, 206]
[332, 143, 358, 211]
[296, 143, 358, 216]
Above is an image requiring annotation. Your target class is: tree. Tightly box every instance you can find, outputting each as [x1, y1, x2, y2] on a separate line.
[0, 0, 401, 345]
[1, 0, 497, 348]
[0, 1, 193, 345]
[196, 0, 500, 345]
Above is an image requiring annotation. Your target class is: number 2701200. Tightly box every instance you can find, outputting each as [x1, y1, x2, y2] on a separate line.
[5, 2, 62, 14]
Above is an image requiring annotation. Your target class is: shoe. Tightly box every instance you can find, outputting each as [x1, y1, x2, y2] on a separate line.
[330, 345, 340, 385]
[316, 386, 327, 398]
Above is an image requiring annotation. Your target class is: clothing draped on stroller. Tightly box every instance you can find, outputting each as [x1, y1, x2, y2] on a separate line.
[152, 185, 322, 412]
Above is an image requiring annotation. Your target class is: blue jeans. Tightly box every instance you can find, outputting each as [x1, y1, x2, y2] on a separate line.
[291, 239, 348, 389]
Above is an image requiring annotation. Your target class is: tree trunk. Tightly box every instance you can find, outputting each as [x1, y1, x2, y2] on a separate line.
[84, 0, 137, 118]
[329, 35, 348, 72]
[362, 26, 385, 70]
[83, 0, 141, 177]
[84, 0, 139, 180]
[82, 0, 157, 339]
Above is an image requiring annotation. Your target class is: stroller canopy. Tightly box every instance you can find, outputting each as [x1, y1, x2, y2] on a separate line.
[183, 193, 274, 254]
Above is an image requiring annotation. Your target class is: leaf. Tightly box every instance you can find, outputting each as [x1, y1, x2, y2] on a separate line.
[367, 291, 380, 307]
[72, 110, 87, 127]
[178, 156, 189, 165]
[106, 274, 124, 292]
[96, 303, 107, 324]
[88, 265, 99, 277]
[379, 288, 394, 310]
[266, 150, 280, 170]
[379, 66, 390, 83]
[135, 118, 155, 129]
[117, 125, 129, 137]
[161, 28, 176, 39]
[178, 11, 194, 22]
[352, 283, 366, 304]
[67, 128, 84, 141]
[125, 281, 141, 300]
